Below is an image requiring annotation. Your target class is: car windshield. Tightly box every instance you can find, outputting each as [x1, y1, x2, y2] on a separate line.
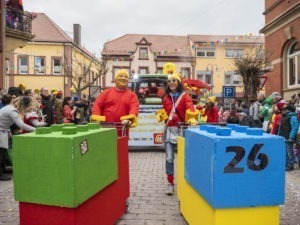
[133, 78, 167, 105]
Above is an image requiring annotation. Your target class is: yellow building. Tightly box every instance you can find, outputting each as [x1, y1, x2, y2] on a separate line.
[0, 2, 35, 90]
[189, 35, 264, 101]
[7, 13, 101, 97]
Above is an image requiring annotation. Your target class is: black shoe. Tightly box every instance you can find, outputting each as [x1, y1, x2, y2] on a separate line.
[0, 174, 11, 181]
[3, 166, 13, 174]
[286, 166, 294, 171]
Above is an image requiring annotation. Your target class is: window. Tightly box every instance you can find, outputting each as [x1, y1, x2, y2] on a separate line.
[196, 70, 212, 85]
[139, 47, 148, 59]
[196, 48, 215, 58]
[135, 79, 167, 105]
[34, 56, 45, 74]
[18, 56, 28, 74]
[225, 49, 244, 58]
[287, 41, 300, 87]
[181, 68, 190, 79]
[224, 71, 242, 86]
[52, 58, 62, 75]
[156, 67, 163, 74]
[139, 67, 148, 75]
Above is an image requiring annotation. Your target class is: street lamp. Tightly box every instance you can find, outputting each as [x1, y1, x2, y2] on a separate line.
[206, 64, 218, 94]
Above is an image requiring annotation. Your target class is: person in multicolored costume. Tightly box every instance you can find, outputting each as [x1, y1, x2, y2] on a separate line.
[156, 73, 199, 195]
[91, 69, 139, 128]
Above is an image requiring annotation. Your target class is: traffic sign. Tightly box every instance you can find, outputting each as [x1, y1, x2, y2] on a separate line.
[222, 86, 235, 98]
[260, 76, 268, 90]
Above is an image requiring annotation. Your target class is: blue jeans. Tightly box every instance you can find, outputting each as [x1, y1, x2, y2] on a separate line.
[285, 141, 295, 168]
[165, 141, 176, 175]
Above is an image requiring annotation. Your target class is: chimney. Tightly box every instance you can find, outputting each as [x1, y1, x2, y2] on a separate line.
[73, 24, 81, 46]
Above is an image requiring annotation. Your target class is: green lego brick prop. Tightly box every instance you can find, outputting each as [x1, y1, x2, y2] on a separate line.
[13, 124, 118, 208]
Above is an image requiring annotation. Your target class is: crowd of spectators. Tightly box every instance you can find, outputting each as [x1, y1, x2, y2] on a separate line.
[0, 85, 92, 181]
[215, 92, 300, 171]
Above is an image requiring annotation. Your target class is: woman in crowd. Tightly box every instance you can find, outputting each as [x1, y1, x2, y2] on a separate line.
[198, 96, 218, 123]
[157, 73, 198, 195]
[19, 96, 46, 130]
[62, 96, 77, 123]
[0, 94, 35, 181]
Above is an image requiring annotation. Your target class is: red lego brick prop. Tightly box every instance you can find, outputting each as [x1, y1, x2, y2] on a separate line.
[19, 136, 129, 225]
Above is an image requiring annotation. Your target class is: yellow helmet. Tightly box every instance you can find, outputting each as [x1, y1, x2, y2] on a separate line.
[19, 83, 26, 91]
[34, 88, 40, 94]
[70, 87, 76, 93]
[208, 96, 216, 104]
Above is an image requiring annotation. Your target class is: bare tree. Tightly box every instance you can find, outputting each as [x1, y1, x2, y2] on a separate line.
[234, 46, 272, 102]
[63, 51, 107, 97]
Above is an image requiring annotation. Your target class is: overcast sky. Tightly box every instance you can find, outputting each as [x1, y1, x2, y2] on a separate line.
[24, 0, 265, 56]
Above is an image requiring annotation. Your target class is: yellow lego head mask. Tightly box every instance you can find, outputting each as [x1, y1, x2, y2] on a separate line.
[115, 69, 129, 89]
[163, 63, 176, 75]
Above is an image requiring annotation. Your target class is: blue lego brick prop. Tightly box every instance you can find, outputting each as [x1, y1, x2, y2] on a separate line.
[185, 125, 286, 209]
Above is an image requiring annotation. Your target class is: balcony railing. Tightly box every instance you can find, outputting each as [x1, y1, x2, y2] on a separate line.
[5, 8, 33, 33]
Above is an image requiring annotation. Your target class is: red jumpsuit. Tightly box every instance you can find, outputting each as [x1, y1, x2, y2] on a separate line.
[92, 87, 139, 122]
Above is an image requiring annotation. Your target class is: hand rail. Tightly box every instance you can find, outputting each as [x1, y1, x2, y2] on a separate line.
[5, 8, 33, 33]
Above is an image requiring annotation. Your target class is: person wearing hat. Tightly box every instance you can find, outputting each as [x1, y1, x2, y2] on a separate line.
[91, 69, 139, 128]
[0, 94, 36, 181]
[276, 104, 299, 171]
[197, 95, 218, 123]
[156, 73, 199, 195]
[270, 100, 286, 135]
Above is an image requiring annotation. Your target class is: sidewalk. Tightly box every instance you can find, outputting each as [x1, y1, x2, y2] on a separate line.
[1, 152, 300, 225]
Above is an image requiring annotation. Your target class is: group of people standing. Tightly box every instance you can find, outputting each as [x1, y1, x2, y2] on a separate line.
[0, 86, 91, 181]
[1, 70, 299, 199]
[216, 92, 300, 171]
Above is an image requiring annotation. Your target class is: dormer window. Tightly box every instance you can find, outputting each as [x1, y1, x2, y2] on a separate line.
[139, 47, 148, 60]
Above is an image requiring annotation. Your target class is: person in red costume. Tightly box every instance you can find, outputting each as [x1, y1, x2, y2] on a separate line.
[197, 96, 219, 123]
[91, 69, 139, 127]
[156, 73, 199, 195]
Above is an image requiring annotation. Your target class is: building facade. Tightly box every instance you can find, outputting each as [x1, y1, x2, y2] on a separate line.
[103, 34, 264, 99]
[0, 1, 34, 90]
[6, 13, 101, 97]
[260, 0, 300, 98]
[102, 34, 194, 88]
[189, 35, 264, 98]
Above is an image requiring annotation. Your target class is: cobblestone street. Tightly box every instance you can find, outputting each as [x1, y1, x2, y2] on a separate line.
[0, 152, 300, 225]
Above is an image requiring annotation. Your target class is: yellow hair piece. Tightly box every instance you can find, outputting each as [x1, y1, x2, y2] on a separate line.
[34, 88, 40, 94]
[208, 96, 216, 104]
[168, 73, 182, 83]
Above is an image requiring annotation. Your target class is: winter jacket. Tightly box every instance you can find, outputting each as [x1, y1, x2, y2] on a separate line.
[92, 87, 139, 122]
[0, 104, 35, 149]
[278, 111, 299, 140]
[163, 92, 194, 127]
